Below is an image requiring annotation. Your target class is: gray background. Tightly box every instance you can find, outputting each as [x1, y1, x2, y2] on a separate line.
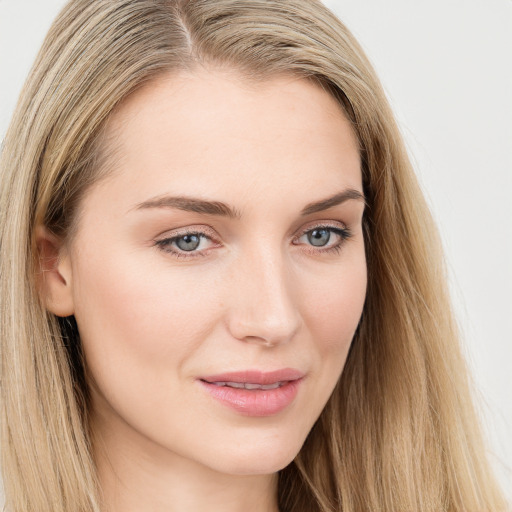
[1, 0, 511, 501]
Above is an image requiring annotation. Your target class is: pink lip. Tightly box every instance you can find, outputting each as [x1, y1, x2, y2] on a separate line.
[198, 368, 304, 417]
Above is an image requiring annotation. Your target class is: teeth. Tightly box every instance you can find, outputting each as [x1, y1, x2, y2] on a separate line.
[207, 380, 287, 389]
[262, 382, 283, 389]
[226, 381, 245, 389]
[244, 383, 262, 390]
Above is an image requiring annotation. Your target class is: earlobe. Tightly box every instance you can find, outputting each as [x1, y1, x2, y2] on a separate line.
[35, 226, 75, 317]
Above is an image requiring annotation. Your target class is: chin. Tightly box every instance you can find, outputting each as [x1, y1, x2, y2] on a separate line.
[203, 437, 304, 476]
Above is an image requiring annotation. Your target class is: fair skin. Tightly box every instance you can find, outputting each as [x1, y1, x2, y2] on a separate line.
[38, 69, 367, 512]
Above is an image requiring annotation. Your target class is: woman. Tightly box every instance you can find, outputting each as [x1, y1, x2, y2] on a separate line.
[0, 1, 507, 511]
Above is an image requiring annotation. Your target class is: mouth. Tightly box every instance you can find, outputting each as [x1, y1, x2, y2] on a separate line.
[200, 368, 304, 386]
[204, 381, 287, 390]
[198, 368, 304, 417]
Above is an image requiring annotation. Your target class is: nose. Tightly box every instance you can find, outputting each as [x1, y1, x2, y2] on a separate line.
[225, 247, 301, 347]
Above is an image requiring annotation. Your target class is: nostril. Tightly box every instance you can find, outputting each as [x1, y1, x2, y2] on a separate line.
[244, 335, 278, 348]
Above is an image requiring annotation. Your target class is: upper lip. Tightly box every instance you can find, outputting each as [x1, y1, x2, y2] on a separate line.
[200, 368, 304, 385]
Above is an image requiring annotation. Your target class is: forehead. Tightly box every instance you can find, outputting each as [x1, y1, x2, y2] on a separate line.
[88, 68, 362, 216]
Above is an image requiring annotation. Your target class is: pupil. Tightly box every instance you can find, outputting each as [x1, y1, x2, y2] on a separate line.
[308, 229, 330, 247]
[176, 234, 200, 251]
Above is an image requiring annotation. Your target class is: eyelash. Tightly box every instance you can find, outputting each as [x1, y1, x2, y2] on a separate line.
[154, 230, 217, 259]
[294, 225, 352, 255]
[154, 224, 352, 260]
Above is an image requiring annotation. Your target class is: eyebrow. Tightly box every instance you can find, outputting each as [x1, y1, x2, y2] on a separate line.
[300, 189, 366, 215]
[133, 188, 365, 218]
[134, 195, 242, 218]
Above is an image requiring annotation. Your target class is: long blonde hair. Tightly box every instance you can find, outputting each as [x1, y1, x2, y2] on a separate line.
[0, 1, 507, 511]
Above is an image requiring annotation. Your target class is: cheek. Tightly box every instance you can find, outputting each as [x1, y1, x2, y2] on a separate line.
[302, 255, 366, 348]
[71, 245, 223, 392]
[299, 250, 367, 389]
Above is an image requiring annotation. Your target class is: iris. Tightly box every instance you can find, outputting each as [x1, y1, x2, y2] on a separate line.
[175, 234, 201, 251]
[307, 228, 331, 247]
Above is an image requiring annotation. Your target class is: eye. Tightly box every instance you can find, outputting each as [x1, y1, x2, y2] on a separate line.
[294, 224, 352, 253]
[174, 234, 202, 252]
[155, 230, 217, 257]
[306, 228, 332, 247]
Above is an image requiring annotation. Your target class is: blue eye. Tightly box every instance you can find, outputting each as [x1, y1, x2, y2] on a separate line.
[296, 225, 352, 252]
[155, 232, 214, 256]
[175, 234, 201, 252]
[155, 224, 352, 260]
[307, 228, 332, 247]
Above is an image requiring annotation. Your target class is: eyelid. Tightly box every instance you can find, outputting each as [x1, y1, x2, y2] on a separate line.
[293, 220, 348, 239]
[291, 221, 353, 255]
[153, 225, 221, 258]
[154, 220, 352, 259]
[155, 224, 218, 240]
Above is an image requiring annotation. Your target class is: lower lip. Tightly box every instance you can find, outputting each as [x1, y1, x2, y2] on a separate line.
[199, 379, 302, 417]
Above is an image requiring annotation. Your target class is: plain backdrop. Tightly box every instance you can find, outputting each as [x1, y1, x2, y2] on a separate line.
[1, 0, 511, 502]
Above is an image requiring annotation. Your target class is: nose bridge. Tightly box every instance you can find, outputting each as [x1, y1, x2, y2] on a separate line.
[226, 243, 300, 346]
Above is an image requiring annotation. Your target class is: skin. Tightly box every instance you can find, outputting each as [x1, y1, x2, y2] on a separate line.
[39, 68, 367, 512]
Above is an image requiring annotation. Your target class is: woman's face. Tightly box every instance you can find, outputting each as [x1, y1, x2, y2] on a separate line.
[53, 69, 367, 475]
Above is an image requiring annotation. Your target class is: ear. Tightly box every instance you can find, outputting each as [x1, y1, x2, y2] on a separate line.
[35, 225, 75, 317]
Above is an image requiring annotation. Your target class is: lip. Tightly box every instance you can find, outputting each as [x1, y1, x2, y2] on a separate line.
[198, 368, 304, 417]
[201, 368, 304, 385]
